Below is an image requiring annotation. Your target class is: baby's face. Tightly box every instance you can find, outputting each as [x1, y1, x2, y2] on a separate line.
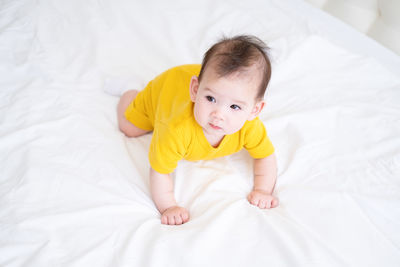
[190, 66, 264, 141]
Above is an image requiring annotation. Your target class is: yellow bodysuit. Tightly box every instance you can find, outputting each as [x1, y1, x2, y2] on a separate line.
[125, 64, 274, 174]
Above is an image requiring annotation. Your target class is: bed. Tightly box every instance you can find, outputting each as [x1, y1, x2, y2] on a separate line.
[1, 0, 399, 266]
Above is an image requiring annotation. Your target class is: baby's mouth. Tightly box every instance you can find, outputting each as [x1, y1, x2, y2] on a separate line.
[209, 123, 222, 130]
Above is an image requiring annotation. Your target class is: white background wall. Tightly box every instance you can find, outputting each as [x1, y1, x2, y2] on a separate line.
[304, 0, 400, 55]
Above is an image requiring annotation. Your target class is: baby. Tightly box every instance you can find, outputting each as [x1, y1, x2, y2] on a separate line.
[117, 35, 278, 225]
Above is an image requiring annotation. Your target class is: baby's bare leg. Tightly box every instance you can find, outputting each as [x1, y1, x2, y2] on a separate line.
[117, 90, 150, 137]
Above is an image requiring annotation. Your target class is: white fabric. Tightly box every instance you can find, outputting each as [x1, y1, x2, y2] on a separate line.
[305, 0, 400, 55]
[1, 0, 400, 266]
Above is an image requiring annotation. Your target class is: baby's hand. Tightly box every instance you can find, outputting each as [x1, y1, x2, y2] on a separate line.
[247, 190, 279, 209]
[161, 206, 190, 225]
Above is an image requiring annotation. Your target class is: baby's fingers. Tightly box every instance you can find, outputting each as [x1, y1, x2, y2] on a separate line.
[163, 214, 179, 225]
[247, 192, 279, 209]
[271, 197, 279, 208]
[260, 199, 269, 209]
[161, 207, 190, 225]
[248, 194, 260, 206]
[161, 214, 169, 225]
[174, 215, 182, 225]
[181, 211, 190, 223]
[171, 211, 189, 225]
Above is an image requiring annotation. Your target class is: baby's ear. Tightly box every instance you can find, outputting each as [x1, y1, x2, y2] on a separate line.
[248, 100, 265, 120]
[189, 76, 199, 102]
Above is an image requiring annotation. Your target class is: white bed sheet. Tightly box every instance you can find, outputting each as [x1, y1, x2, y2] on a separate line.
[1, 0, 400, 266]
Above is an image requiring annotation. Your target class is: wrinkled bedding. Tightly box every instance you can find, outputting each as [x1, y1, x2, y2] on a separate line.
[1, 0, 400, 266]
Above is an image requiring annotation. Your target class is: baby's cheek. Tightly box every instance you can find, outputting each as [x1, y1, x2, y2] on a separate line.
[230, 118, 247, 133]
[193, 105, 206, 125]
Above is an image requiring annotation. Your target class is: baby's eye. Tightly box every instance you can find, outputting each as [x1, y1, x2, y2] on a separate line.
[230, 104, 241, 110]
[206, 96, 216, 103]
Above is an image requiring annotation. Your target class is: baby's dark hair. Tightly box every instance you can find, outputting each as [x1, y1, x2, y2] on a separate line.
[198, 35, 272, 100]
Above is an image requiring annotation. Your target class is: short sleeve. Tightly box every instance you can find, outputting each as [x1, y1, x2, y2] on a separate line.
[149, 123, 185, 174]
[243, 118, 275, 158]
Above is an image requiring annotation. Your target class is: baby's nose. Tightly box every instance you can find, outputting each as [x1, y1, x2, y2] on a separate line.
[211, 108, 224, 120]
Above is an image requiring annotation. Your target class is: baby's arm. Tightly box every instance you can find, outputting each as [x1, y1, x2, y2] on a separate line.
[150, 168, 190, 225]
[247, 153, 279, 209]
